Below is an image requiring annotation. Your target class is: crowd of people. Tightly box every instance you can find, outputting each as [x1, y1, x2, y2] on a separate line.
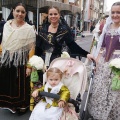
[0, 1, 119, 120]
[90, 15, 109, 55]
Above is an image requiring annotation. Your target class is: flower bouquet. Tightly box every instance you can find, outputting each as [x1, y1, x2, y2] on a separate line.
[109, 58, 120, 90]
[61, 51, 70, 58]
[28, 55, 45, 83]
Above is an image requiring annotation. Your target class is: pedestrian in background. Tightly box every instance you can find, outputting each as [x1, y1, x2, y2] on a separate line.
[29, 20, 33, 25]
[38, 25, 42, 34]
[0, 18, 6, 56]
[88, 2, 120, 120]
[90, 19, 101, 55]
[90, 15, 109, 55]
[0, 18, 6, 44]
[99, 15, 109, 35]
[90, 22, 95, 33]
[0, 2, 36, 113]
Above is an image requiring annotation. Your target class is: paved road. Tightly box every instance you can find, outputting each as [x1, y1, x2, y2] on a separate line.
[0, 35, 93, 120]
[76, 36, 93, 62]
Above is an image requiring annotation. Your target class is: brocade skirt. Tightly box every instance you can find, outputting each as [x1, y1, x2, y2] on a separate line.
[88, 50, 120, 120]
[0, 65, 30, 111]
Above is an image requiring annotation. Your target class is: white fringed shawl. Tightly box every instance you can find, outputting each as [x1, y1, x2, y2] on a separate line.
[1, 20, 36, 66]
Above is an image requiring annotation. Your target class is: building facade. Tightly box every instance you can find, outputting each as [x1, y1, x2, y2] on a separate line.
[0, 0, 105, 31]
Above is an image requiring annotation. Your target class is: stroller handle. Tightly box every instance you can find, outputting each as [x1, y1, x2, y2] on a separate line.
[92, 59, 96, 67]
[39, 91, 80, 112]
[81, 58, 96, 119]
[39, 91, 60, 99]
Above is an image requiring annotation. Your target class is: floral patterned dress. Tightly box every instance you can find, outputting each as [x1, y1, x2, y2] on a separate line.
[88, 26, 120, 120]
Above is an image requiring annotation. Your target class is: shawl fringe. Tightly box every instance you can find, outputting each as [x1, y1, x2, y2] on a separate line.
[1, 43, 34, 67]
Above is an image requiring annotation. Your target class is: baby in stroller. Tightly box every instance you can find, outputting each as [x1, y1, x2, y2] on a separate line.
[29, 57, 87, 120]
[29, 67, 70, 120]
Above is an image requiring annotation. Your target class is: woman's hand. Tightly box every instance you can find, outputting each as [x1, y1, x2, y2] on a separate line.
[95, 52, 102, 65]
[58, 100, 65, 108]
[26, 68, 32, 77]
[87, 54, 95, 61]
[32, 89, 39, 98]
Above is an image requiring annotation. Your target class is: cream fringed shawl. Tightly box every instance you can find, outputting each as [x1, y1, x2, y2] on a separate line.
[1, 20, 36, 66]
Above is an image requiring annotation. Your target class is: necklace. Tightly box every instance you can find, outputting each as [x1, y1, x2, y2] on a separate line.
[16, 25, 20, 27]
[16, 22, 24, 27]
[16, 24, 21, 27]
[51, 24, 59, 28]
[13, 20, 25, 28]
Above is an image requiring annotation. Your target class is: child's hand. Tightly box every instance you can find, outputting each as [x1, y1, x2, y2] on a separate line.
[58, 100, 65, 108]
[26, 68, 31, 77]
[32, 89, 39, 98]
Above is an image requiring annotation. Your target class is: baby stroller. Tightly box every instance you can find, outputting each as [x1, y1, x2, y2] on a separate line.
[36, 57, 88, 120]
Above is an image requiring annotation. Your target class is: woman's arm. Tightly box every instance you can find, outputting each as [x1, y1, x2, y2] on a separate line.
[64, 31, 89, 57]
[35, 34, 43, 56]
[67, 41, 89, 57]
[26, 27, 36, 76]
[26, 46, 35, 76]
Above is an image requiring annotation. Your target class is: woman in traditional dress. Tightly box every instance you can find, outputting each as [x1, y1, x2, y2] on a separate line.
[0, 2, 36, 113]
[35, 6, 94, 67]
[88, 2, 120, 120]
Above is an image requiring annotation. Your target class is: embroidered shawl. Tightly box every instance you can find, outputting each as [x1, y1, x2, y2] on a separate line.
[1, 20, 36, 66]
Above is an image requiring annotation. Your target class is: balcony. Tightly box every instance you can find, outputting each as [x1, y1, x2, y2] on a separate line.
[2, 0, 81, 14]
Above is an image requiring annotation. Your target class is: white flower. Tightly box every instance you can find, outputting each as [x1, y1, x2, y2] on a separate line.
[28, 55, 44, 70]
[109, 58, 120, 69]
[61, 51, 70, 58]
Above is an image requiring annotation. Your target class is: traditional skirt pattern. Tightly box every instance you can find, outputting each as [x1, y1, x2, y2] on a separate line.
[88, 53, 120, 120]
[0, 65, 30, 112]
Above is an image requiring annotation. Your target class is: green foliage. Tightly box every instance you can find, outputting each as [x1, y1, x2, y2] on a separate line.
[111, 67, 120, 91]
[111, 74, 120, 91]
[111, 66, 120, 75]
[30, 70, 39, 83]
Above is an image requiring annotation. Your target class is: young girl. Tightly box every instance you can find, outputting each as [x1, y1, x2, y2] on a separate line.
[29, 67, 70, 120]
